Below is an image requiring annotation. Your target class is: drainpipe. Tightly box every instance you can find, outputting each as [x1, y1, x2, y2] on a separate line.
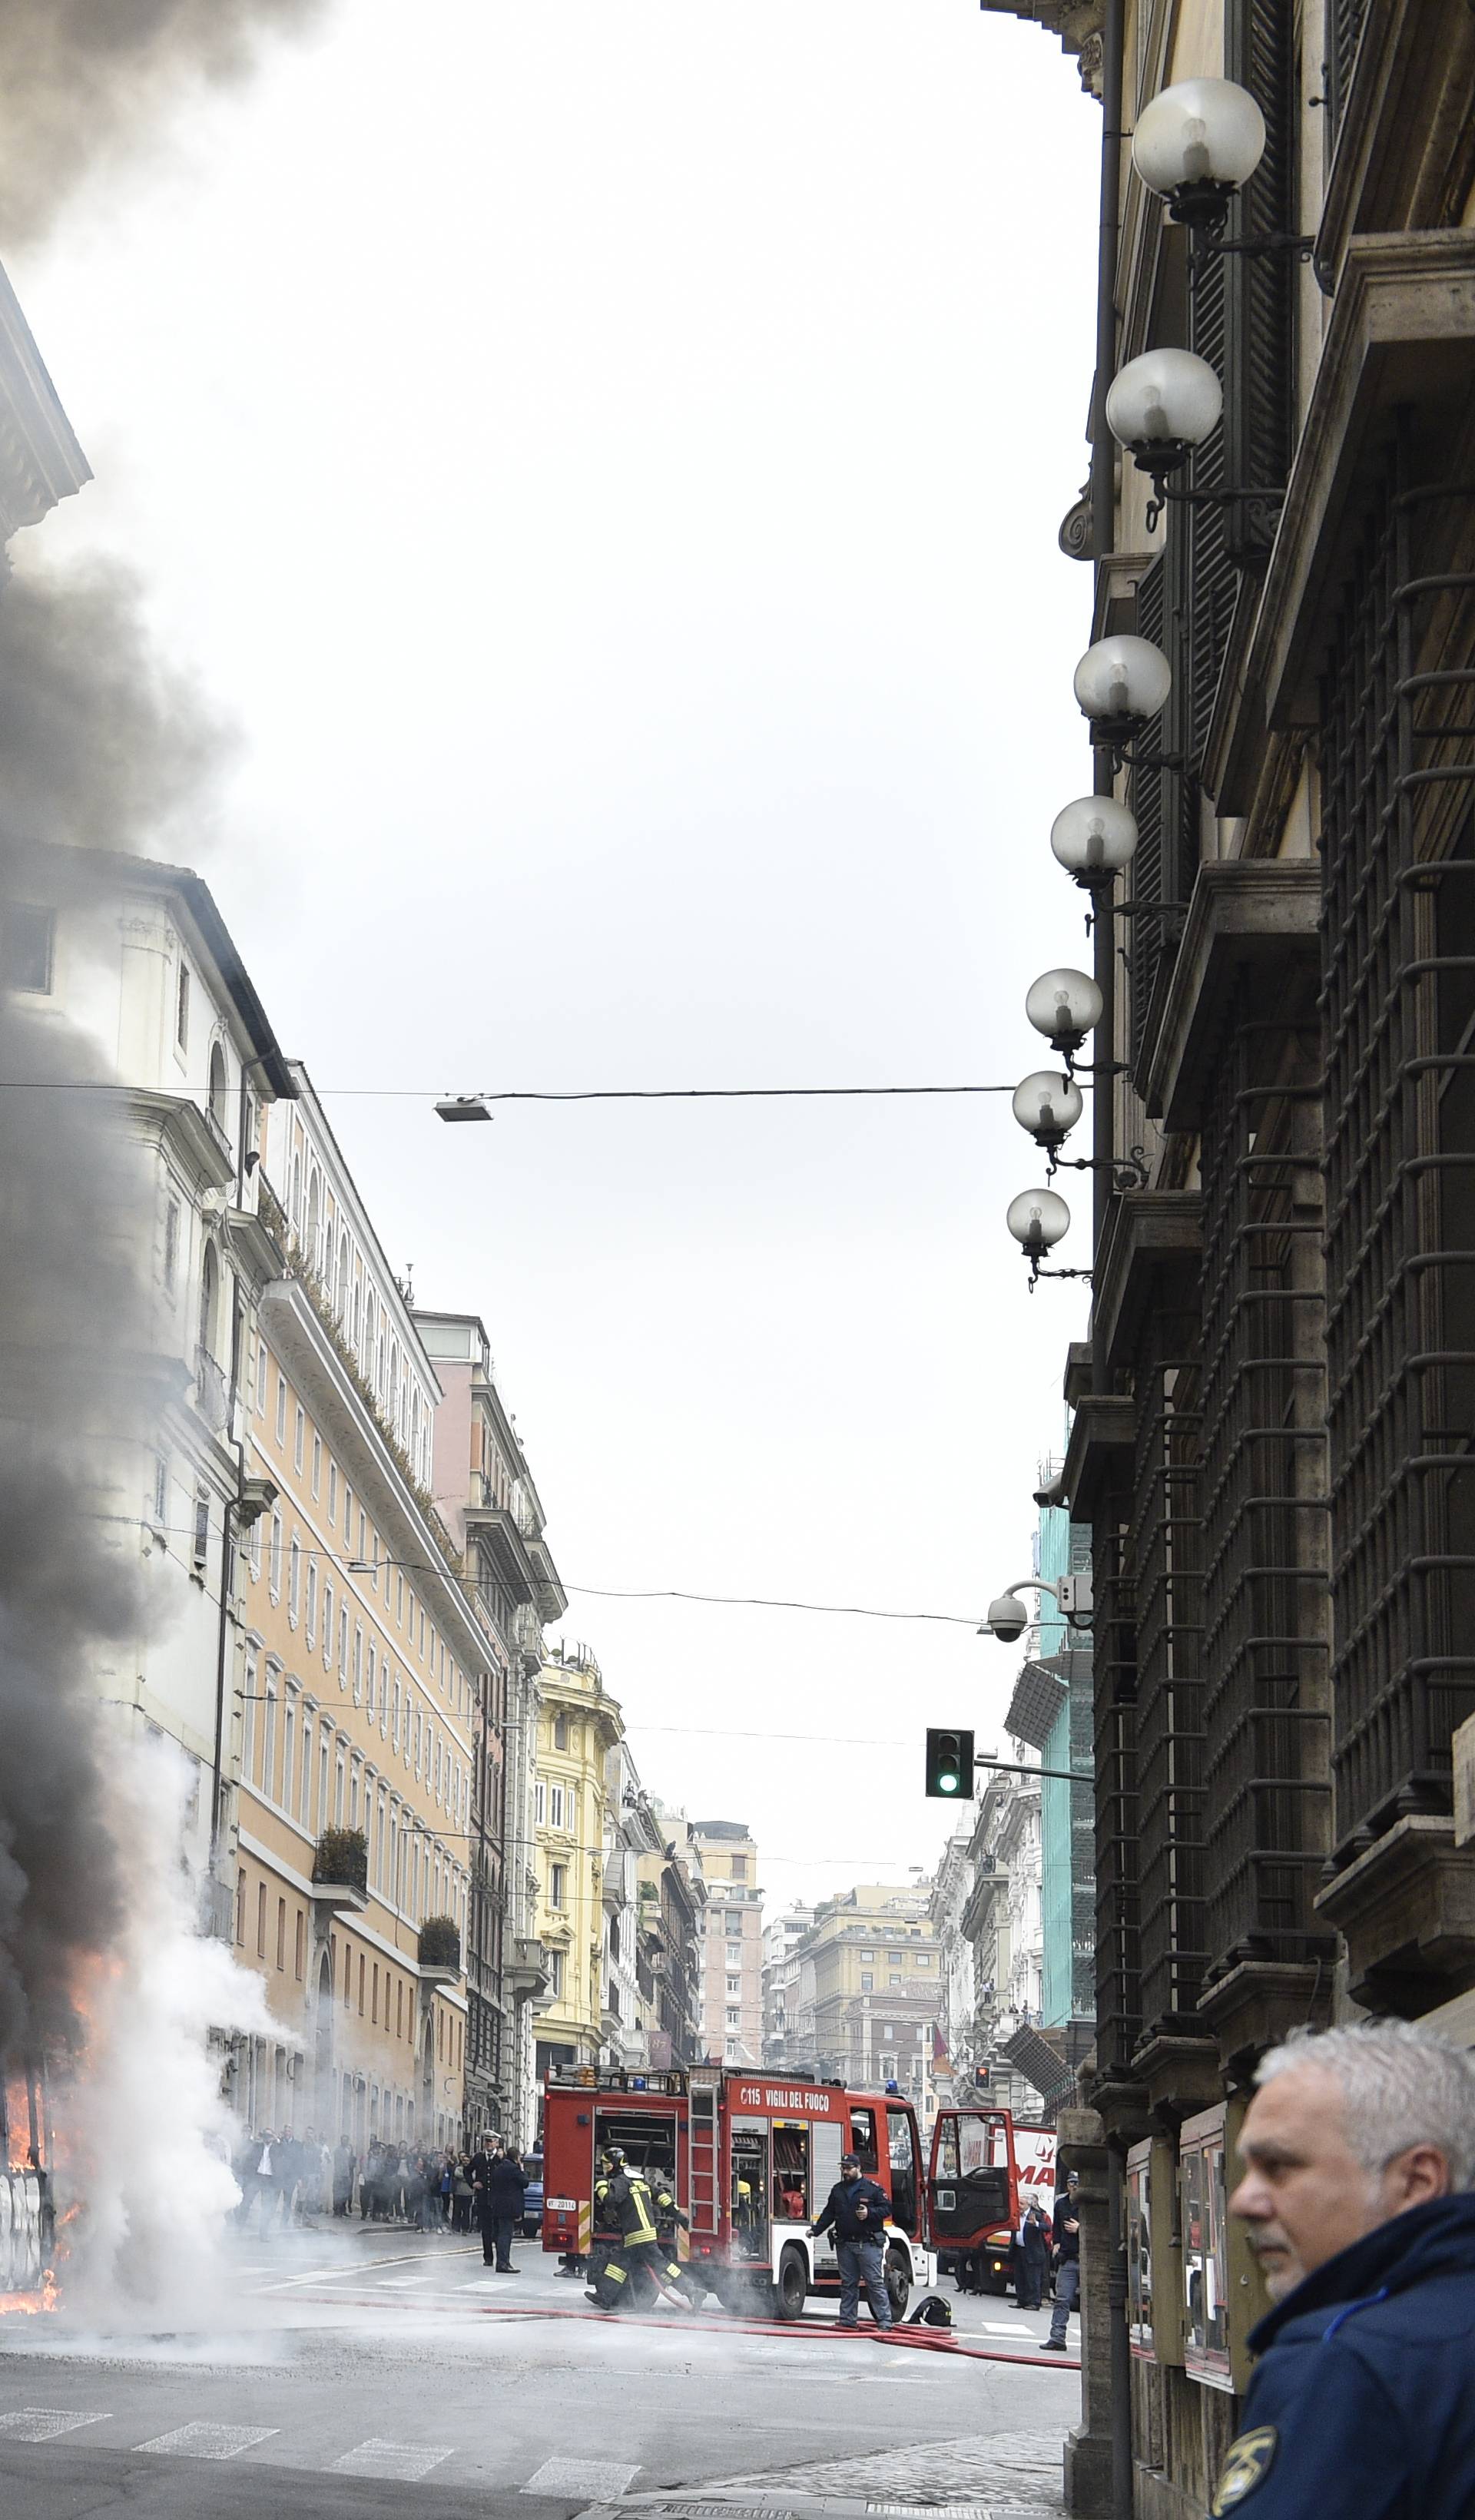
[1086, 11, 1135, 2520]
[1091, 0, 1125, 1367]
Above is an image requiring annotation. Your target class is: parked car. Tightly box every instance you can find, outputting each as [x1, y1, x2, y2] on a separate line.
[522, 2152, 544, 2238]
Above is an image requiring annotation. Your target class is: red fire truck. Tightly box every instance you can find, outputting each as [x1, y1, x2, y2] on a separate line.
[542, 2064, 937, 2319]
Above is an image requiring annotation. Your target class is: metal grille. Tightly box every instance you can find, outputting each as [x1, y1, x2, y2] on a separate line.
[1129, 556, 1169, 1083]
[1224, 0, 1296, 566]
[1325, 0, 1371, 148]
[1198, 980, 1334, 1978]
[1093, 1507, 1140, 2076]
[1131, 1308, 1207, 2038]
[1321, 423, 1475, 1865]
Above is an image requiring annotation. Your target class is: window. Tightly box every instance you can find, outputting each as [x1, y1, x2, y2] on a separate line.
[255, 1341, 268, 1414]
[726, 1975, 740, 1994]
[353, 1624, 363, 1703]
[294, 1910, 306, 1980]
[208, 1041, 229, 1136]
[860, 1949, 875, 1963]
[293, 1406, 305, 1474]
[305, 1560, 317, 1646]
[880, 2023, 893, 2040]
[549, 1949, 564, 1999]
[550, 1785, 565, 1831]
[268, 1510, 283, 1601]
[860, 1972, 873, 1992]
[343, 1482, 353, 1539]
[175, 960, 191, 1050]
[367, 1643, 376, 1716]
[396, 1573, 404, 1626]
[731, 1854, 747, 1882]
[887, 2107, 920, 2234]
[311, 1434, 321, 1497]
[552, 1712, 568, 1751]
[913, 1954, 931, 1968]
[880, 2054, 897, 2081]
[535, 1780, 546, 1826]
[257, 1881, 267, 1957]
[338, 1605, 349, 1686]
[152, 1454, 168, 1524]
[162, 1199, 181, 1295]
[276, 1897, 286, 1971]
[726, 2008, 740, 2027]
[358, 1508, 366, 1560]
[393, 1678, 401, 1748]
[889, 1973, 902, 1987]
[287, 1537, 300, 1627]
[3, 903, 54, 993]
[322, 1580, 333, 1666]
[550, 1862, 565, 1910]
[275, 1375, 287, 1447]
[327, 1461, 337, 1520]
[887, 1952, 903, 1965]
[282, 1695, 296, 1815]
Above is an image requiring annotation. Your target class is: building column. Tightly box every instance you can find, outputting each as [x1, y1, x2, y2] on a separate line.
[1059, 2104, 1114, 2520]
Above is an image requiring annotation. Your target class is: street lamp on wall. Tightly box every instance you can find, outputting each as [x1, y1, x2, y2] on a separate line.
[1131, 76, 1267, 227]
[1049, 794, 1139, 890]
[1072, 634, 1172, 754]
[1024, 965, 1104, 1062]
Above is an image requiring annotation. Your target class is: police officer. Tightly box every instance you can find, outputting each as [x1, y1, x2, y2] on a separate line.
[1208, 2021, 1475, 2518]
[811, 2150, 893, 2329]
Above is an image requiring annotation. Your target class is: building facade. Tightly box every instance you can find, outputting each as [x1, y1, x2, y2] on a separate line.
[417, 1310, 565, 2147]
[689, 1819, 763, 2064]
[600, 1735, 664, 2071]
[795, 1884, 943, 2114]
[531, 1643, 625, 2083]
[234, 1069, 486, 2151]
[986, 5, 1475, 2513]
[638, 1806, 707, 2067]
[761, 1904, 814, 2067]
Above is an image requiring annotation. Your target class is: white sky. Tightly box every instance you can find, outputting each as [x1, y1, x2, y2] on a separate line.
[17, 1, 1099, 1910]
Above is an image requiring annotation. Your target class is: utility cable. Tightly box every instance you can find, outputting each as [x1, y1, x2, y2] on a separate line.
[0, 1076, 1032, 1102]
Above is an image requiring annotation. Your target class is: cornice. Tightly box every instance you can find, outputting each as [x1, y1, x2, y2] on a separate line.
[0, 258, 91, 546]
[976, 2, 1105, 95]
[1092, 1189, 1204, 1378]
[1145, 860, 1322, 1129]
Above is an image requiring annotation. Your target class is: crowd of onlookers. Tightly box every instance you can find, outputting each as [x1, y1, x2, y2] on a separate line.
[232, 2127, 505, 2233]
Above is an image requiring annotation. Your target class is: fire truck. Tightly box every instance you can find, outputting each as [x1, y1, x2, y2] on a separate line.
[542, 2064, 937, 2319]
[926, 2104, 1057, 2294]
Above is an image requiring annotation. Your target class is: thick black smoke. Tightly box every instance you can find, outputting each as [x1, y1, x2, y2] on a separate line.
[0, 557, 229, 2073]
[0, 0, 330, 243]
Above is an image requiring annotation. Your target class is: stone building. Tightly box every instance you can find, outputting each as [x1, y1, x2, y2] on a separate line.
[988, 4, 1475, 2514]
[794, 1884, 943, 2114]
[530, 1643, 624, 2084]
[760, 1904, 815, 2067]
[689, 1819, 764, 2064]
[638, 1807, 708, 2067]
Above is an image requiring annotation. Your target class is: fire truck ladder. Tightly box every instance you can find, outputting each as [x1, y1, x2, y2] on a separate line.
[690, 2074, 718, 2238]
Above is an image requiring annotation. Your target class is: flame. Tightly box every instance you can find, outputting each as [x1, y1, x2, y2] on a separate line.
[0, 2268, 57, 2316]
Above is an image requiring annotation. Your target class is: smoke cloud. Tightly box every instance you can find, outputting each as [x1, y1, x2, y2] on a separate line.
[0, 0, 330, 244]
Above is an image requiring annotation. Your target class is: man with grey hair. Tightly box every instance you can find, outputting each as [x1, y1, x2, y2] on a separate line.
[1209, 2019, 1475, 2516]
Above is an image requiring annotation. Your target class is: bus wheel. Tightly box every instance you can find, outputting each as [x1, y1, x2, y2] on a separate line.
[886, 2248, 911, 2321]
[774, 2246, 808, 2321]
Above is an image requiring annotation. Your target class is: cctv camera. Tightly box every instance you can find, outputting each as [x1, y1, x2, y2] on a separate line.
[984, 1592, 1029, 1644]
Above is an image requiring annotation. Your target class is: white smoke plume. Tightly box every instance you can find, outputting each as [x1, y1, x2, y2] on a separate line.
[50, 1741, 273, 2327]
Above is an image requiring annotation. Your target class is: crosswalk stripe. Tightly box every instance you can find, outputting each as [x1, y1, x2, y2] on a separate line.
[332, 2438, 452, 2481]
[524, 2457, 639, 2500]
[136, 2422, 280, 2460]
[0, 2410, 112, 2442]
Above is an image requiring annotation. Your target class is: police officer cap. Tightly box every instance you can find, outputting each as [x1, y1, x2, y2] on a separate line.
[840, 2150, 861, 2167]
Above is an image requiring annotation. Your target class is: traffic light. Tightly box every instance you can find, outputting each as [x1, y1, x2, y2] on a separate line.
[973, 2063, 990, 2090]
[925, 1726, 974, 1798]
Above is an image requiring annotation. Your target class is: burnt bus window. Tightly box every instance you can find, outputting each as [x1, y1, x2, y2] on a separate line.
[848, 2106, 878, 2173]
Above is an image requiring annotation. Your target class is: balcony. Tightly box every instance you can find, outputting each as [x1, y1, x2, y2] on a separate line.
[311, 1828, 368, 1913]
[194, 1345, 229, 1435]
[418, 1915, 462, 1981]
[505, 1936, 550, 2002]
[463, 1500, 538, 1605]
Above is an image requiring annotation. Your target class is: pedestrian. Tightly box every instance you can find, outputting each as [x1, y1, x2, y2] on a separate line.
[1039, 2171, 1080, 2349]
[479, 2142, 528, 2273]
[1205, 2020, 1475, 2518]
[810, 2149, 893, 2330]
[332, 2137, 354, 2217]
[1017, 2200, 1050, 2312]
[237, 2128, 276, 2230]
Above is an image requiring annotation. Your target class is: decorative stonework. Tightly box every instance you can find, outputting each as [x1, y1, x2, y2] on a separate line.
[0, 257, 91, 545]
[976, 2, 1106, 98]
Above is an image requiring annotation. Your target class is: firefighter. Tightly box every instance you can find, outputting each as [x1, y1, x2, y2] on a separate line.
[585, 2146, 631, 2310]
[586, 2145, 692, 2313]
[648, 2155, 707, 2307]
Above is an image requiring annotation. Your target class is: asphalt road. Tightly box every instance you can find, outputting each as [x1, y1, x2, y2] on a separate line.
[0, 2225, 1079, 2519]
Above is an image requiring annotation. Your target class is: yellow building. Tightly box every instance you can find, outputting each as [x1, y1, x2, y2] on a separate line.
[231, 1069, 495, 2154]
[794, 1885, 943, 2117]
[531, 1644, 623, 2077]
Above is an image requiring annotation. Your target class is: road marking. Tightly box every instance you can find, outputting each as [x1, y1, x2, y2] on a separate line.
[136, 2422, 280, 2461]
[525, 2456, 640, 2500]
[0, 2410, 112, 2442]
[982, 2321, 1034, 2336]
[332, 2438, 453, 2482]
[376, 2275, 441, 2289]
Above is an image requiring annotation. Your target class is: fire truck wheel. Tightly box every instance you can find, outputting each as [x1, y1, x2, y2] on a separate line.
[774, 2246, 809, 2321]
[885, 2247, 912, 2320]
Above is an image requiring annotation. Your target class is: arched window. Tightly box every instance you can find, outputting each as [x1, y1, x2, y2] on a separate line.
[307, 1169, 322, 1271]
[207, 1041, 229, 1136]
[335, 1232, 349, 1320]
[290, 1152, 302, 1224]
[197, 1241, 220, 1361]
[553, 1712, 568, 1752]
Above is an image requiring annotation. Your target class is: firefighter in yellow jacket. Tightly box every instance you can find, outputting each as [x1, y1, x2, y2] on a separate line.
[585, 2147, 693, 2312]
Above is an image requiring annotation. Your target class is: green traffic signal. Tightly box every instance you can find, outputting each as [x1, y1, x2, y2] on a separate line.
[925, 1726, 975, 1799]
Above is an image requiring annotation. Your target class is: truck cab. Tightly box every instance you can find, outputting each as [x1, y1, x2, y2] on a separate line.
[926, 2103, 1020, 2294]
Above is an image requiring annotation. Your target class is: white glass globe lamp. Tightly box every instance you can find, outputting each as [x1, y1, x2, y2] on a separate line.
[1006, 1186, 1072, 1258]
[1073, 634, 1172, 743]
[1132, 78, 1267, 225]
[1105, 348, 1223, 476]
[1025, 967, 1104, 1053]
[1012, 1069, 1085, 1149]
[1050, 795, 1139, 888]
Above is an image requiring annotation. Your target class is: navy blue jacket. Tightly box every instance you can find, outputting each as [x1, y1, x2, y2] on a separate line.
[812, 2174, 891, 2244]
[1210, 2195, 1475, 2518]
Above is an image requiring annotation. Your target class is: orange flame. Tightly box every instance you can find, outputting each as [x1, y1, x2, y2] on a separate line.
[0, 2268, 58, 2316]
